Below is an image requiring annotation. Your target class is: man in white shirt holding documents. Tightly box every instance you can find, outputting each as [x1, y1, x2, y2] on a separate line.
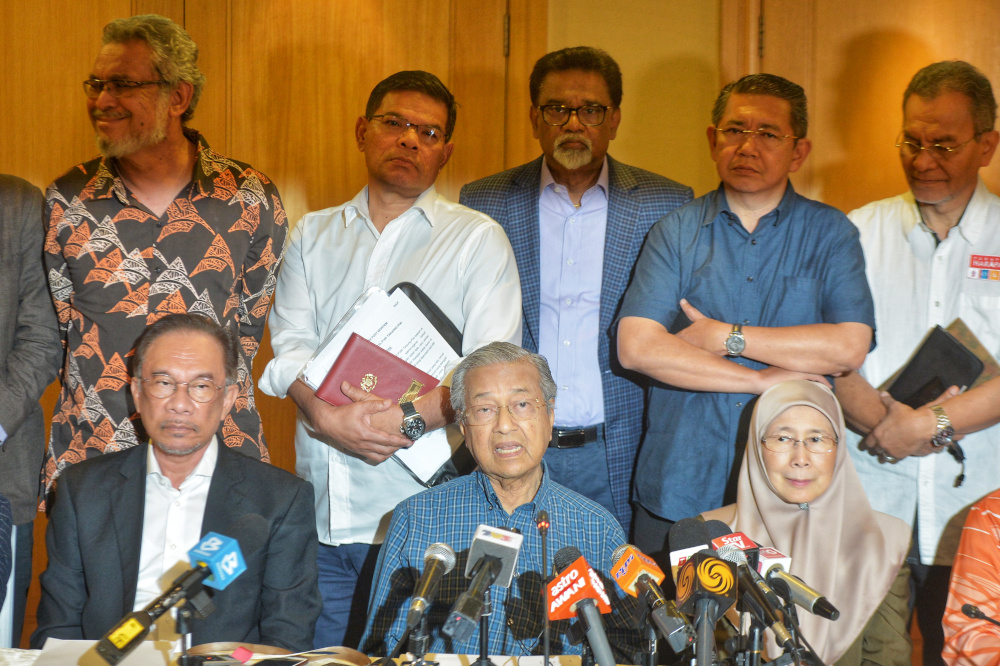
[259, 70, 521, 650]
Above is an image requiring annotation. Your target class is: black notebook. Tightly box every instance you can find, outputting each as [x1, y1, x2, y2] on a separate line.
[884, 325, 984, 409]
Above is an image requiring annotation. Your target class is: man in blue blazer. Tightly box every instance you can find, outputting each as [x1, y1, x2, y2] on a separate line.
[461, 47, 692, 531]
[32, 314, 320, 652]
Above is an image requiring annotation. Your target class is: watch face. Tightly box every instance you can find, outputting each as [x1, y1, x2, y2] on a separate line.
[726, 334, 745, 355]
[402, 415, 426, 440]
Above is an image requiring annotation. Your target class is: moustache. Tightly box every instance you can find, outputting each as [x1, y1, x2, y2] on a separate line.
[92, 109, 130, 121]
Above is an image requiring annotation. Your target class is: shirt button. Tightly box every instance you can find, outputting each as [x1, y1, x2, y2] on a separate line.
[569, 217, 576, 224]
[736, 402, 743, 408]
[751, 239, 757, 245]
[174, 501, 180, 507]
[169, 544, 177, 550]
[562, 385, 568, 391]
[565, 298, 572, 305]
[747, 276, 754, 282]
[934, 301, 940, 307]
[563, 340, 571, 346]
[743, 319, 750, 325]
[567, 259, 575, 266]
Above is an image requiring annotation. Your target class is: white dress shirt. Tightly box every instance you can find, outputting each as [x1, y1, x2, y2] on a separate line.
[259, 185, 521, 546]
[847, 179, 1000, 565]
[133, 437, 217, 642]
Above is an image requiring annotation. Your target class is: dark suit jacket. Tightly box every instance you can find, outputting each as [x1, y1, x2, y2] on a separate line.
[32, 443, 321, 652]
[460, 156, 692, 527]
[0, 175, 61, 525]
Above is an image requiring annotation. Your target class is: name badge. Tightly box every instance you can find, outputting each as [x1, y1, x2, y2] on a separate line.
[967, 254, 1000, 281]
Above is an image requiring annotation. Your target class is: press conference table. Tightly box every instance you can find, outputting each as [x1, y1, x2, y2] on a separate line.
[0, 647, 592, 666]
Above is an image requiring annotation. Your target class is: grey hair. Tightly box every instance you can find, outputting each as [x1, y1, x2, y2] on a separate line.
[133, 313, 238, 386]
[102, 14, 206, 123]
[712, 73, 808, 139]
[451, 342, 557, 418]
[904, 60, 996, 135]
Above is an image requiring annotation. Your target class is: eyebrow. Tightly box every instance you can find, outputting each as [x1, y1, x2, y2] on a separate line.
[722, 119, 784, 132]
[902, 130, 959, 143]
[470, 387, 533, 401]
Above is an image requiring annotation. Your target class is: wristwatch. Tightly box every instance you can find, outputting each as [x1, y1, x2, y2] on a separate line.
[724, 324, 746, 357]
[930, 405, 955, 448]
[399, 401, 426, 441]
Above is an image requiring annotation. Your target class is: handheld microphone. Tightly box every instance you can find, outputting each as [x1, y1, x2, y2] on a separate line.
[668, 517, 711, 584]
[406, 543, 457, 629]
[441, 525, 523, 642]
[550, 546, 615, 666]
[962, 604, 1000, 628]
[715, 544, 783, 612]
[758, 546, 840, 621]
[714, 546, 794, 650]
[675, 549, 737, 666]
[610, 544, 695, 654]
[709, 528, 760, 571]
[96, 514, 265, 665]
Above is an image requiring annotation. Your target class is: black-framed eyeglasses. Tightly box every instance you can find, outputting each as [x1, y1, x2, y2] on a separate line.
[369, 114, 446, 146]
[537, 104, 611, 127]
[139, 374, 226, 403]
[895, 131, 978, 160]
[761, 435, 837, 454]
[83, 78, 170, 99]
[715, 127, 799, 148]
[463, 398, 548, 426]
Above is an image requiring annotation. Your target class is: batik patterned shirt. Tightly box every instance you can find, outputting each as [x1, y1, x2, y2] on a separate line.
[43, 129, 286, 491]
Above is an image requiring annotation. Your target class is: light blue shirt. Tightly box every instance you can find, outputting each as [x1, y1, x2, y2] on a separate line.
[538, 159, 608, 427]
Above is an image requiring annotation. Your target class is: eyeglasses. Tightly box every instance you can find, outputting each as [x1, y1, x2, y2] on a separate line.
[369, 114, 446, 146]
[715, 127, 799, 148]
[895, 132, 977, 160]
[463, 398, 547, 426]
[761, 435, 837, 454]
[538, 105, 611, 127]
[83, 78, 169, 99]
[139, 374, 226, 403]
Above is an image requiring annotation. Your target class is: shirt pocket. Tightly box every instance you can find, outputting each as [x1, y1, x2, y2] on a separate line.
[958, 291, 1000, 358]
[768, 276, 823, 326]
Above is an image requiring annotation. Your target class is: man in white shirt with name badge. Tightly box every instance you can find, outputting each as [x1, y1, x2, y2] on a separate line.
[260, 70, 521, 649]
[836, 60, 1000, 665]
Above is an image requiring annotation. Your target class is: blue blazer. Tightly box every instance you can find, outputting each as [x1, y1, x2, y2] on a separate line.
[460, 156, 692, 527]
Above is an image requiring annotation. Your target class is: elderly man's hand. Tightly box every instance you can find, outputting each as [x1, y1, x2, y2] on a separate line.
[864, 386, 961, 462]
[675, 299, 730, 355]
[294, 380, 412, 464]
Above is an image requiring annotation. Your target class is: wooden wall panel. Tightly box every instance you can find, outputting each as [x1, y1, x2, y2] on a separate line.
[505, 0, 549, 169]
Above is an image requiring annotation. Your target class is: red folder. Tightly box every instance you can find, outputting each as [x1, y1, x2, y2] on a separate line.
[315, 333, 438, 406]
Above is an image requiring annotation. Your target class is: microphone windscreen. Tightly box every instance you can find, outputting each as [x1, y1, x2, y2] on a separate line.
[554, 545, 583, 572]
[668, 517, 711, 552]
[703, 519, 733, 542]
[424, 542, 457, 574]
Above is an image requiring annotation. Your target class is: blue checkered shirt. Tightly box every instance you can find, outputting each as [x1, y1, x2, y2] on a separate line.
[361, 467, 639, 658]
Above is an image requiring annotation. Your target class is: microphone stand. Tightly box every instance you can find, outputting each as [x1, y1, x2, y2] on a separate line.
[693, 598, 718, 666]
[471, 588, 498, 666]
[536, 511, 551, 666]
[176, 607, 194, 666]
[639, 617, 658, 666]
[404, 614, 438, 666]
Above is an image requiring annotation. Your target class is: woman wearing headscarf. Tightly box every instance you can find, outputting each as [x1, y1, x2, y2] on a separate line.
[702, 380, 911, 665]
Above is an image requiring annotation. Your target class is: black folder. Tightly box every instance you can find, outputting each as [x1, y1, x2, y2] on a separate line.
[884, 325, 984, 409]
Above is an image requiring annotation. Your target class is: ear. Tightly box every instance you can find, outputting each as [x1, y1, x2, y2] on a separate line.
[220, 383, 239, 421]
[707, 125, 720, 152]
[438, 141, 455, 170]
[168, 81, 194, 119]
[787, 137, 812, 173]
[131, 377, 143, 414]
[606, 107, 622, 140]
[530, 104, 541, 140]
[978, 129, 999, 167]
[355, 116, 369, 152]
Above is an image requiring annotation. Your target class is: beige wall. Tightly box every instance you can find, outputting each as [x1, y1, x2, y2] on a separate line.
[547, 0, 721, 196]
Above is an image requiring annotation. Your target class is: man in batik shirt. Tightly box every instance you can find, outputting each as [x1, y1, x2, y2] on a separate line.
[43, 14, 286, 492]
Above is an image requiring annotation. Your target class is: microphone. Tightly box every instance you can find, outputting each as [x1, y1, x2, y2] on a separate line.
[714, 546, 794, 650]
[406, 543, 457, 629]
[675, 549, 737, 666]
[962, 604, 1000, 628]
[441, 525, 523, 642]
[610, 544, 694, 654]
[96, 514, 266, 665]
[536, 511, 551, 666]
[715, 543, 783, 611]
[550, 546, 616, 666]
[709, 528, 761, 571]
[668, 517, 711, 584]
[758, 546, 840, 621]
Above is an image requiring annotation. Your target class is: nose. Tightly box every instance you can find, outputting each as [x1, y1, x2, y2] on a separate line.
[735, 132, 759, 154]
[163, 385, 196, 413]
[397, 125, 420, 150]
[910, 146, 939, 171]
[493, 405, 516, 433]
[789, 441, 811, 466]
